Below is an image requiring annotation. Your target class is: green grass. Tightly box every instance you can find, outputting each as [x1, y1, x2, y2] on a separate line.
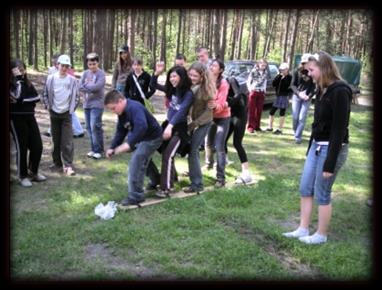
[10, 103, 373, 281]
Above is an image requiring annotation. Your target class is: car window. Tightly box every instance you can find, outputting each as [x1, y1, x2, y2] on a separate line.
[224, 63, 254, 78]
[268, 64, 279, 79]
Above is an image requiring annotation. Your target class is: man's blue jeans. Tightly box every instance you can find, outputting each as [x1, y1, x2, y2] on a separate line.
[84, 108, 104, 154]
[292, 94, 310, 142]
[127, 137, 163, 203]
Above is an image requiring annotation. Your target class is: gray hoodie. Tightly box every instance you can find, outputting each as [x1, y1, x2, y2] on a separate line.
[42, 73, 80, 114]
[79, 69, 106, 109]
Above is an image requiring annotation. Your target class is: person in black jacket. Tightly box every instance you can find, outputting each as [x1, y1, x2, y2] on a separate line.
[266, 62, 292, 135]
[10, 59, 46, 187]
[124, 57, 155, 106]
[282, 51, 352, 244]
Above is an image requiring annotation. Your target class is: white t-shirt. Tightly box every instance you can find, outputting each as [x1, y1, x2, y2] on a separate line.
[52, 73, 71, 113]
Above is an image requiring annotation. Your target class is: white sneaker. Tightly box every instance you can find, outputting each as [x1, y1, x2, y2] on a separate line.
[299, 232, 327, 244]
[30, 173, 47, 182]
[87, 151, 95, 158]
[92, 153, 102, 159]
[20, 178, 32, 187]
[235, 174, 253, 184]
[282, 227, 309, 238]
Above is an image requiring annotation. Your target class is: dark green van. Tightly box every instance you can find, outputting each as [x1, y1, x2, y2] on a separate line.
[294, 54, 362, 95]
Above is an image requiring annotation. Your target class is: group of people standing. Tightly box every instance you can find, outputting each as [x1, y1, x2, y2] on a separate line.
[10, 47, 352, 244]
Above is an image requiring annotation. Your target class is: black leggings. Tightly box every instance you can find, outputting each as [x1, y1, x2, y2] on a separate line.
[269, 106, 286, 117]
[10, 114, 43, 178]
[225, 111, 248, 163]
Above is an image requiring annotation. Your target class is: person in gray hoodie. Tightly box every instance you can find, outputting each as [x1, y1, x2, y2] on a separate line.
[42, 54, 79, 176]
[79, 52, 106, 160]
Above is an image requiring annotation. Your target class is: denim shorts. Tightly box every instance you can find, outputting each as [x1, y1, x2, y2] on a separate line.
[299, 141, 348, 205]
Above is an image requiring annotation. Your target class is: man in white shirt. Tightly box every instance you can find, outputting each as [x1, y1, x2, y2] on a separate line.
[42, 55, 80, 176]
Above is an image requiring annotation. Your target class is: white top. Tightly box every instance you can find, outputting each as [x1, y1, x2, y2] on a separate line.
[52, 73, 71, 113]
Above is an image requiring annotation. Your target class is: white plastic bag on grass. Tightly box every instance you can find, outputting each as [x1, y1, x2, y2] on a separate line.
[94, 201, 118, 220]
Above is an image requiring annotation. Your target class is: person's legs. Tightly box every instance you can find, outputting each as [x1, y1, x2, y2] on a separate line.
[27, 115, 43, 175]
[124, 137, 162, 204]
[214, 118, 230, 185]
[160, 135, 181, 191]
[205, 122, 217, 168]
[254, 92, 265, 130]
[60, 113, 74, 168]
[10, 116, 28, 179]
[84, 109, 94, 153]
[50, 111, 64, 167]
[291, 94, 301, 134]
[188, 122, 211, 191]
[90, 108, 104, 154]
[247, 91, 256, 132]
[278, 108, 286, 131]
[295, 100, 310, 142]
[268, 107, 276, 130]
[71, 111, 84, 136]
[283, 143, 318, 238]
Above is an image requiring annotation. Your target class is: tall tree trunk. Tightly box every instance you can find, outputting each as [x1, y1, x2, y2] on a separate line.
[237, 10, 245, 59]
[229, 10, 237, 60]
[213, 10, 220, 58]
[160, 10, 167, 65]
[306, 10, 319, 53]
[345, 10, 353, 55]
[13, 10, 20, 59]
[220, 9, 228, 61]
[60, 10, 67, 54]
[42, 10, 48, 67]
[129, 9, 136, 56]
[34, 11, 38, 70]
[263, 9, 278, 58]
[28, 10, 33, 66]
[288, 9, 301, 69]
[176, 10, 182, 55]
[152, 10, 157, 66]
[69, 10, 74, 68]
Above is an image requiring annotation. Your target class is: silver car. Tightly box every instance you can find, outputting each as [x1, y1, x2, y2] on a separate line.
[224, 60, 279, 105]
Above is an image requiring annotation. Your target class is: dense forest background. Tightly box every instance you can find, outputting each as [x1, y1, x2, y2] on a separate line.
[9, 9, 373, 74]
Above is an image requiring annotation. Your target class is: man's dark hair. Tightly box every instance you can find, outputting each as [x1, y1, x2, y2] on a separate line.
[175, 53, 186, 61]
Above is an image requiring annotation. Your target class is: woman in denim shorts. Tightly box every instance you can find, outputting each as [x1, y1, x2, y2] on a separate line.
[282, 51, 353, 244]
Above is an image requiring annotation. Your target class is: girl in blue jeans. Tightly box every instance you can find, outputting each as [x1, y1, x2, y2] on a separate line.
[182, 62, 216, 193]
[282, 51, 352, 244]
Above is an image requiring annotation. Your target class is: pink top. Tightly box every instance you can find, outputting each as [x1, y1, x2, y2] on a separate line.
[213, 79, 231, 119]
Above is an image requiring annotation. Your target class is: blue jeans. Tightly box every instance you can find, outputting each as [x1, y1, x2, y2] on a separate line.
[299, 141, 348, 205]
[206, 117, 230, 182]
[84, 108, 104, 153]
[188, 122, 211, 190]
[292, 94, 310, 142]
[127, 136, 163, 203]
[71, 111, 84, 136]
[116, 84, 125, 94]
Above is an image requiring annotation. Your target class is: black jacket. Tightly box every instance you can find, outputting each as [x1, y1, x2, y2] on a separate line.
[124, 71, 155, 105]
[308, 80, 352, 173]
[272, 74, 292, 97]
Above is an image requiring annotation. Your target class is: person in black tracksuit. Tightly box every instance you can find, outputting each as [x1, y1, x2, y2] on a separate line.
[282, 51, 352, 244]
[224, 77, 253, 184]
[10, 59, 46, 187]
